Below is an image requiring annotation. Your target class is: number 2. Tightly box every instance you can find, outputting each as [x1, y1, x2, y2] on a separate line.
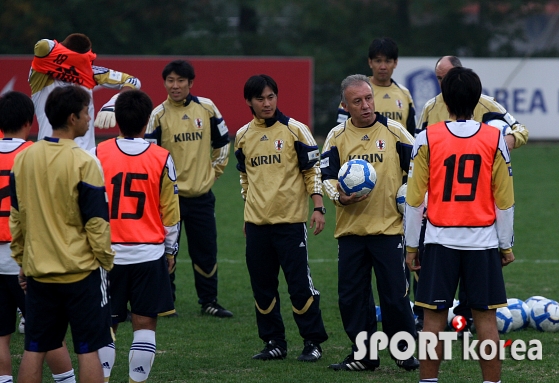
[442, 154, 481, 202]
[110, 172, 148, 219]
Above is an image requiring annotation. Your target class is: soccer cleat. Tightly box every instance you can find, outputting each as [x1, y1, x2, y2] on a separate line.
[395, 356, 420, 371]
[201, 302, 233, 318]
[297, 340, 322, 362]
[456, 328, 473, 339]
[415, 318, 424, 332]
[252, 340, 287, 360]
[329, 354, 379, 371]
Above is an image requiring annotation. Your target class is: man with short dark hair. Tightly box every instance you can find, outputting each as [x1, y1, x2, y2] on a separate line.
[146, 60, 232, 318]
[337, 37, 416, 136]
[0, 91, 78, 383]
[93, 90, 180, 383]
[406, 67, 515, 383]
[414, 55, 529, 333]
[10, 86, 114, 383]
[235, 74, 328, 362]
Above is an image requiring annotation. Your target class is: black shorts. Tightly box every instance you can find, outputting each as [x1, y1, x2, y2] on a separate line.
[25, 268, 112, 353]
[109, 255, 174, 323]
[415, 244, 507, 310]
[0, 274, 25, 336]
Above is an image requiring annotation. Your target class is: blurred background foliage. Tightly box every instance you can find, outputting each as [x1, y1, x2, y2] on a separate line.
[1, 0, 557, 134]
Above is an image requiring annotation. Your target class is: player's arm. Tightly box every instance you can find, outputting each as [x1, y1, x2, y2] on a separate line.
[160, 155, 180, 270]
[295, 126, 325, 234]
[295, 125, 322, 196]
[320, 130, 345, 207]
[336, 101, 349, 124]
[79, 157, 115, 271]
[393, 120, 415, 173]
[92, 66, 141, 90]
[415, 98, 435, 137]
[402, 87, 417, 137]
[234, 133, 249, 201]
[93, 66, 142, 129]
[145, 110, 163, 146]
[33, 39, 55, 58]
[209, 103, 230, 179]
[480, 97, 529, 149]
[404, 132, 429, 253]
[9, 173, 23, 266]
[492, 135, 515, 257]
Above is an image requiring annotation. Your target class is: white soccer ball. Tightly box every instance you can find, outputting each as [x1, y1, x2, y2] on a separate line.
[525, 296, 549, 309]
[338, 159, 377, 197]
[530, 299, 559, 332]
[396, 183, 407, 214]
[507, 298, 530, 331]
[496, 307, 514, 334]
[486, 119, 512, 136]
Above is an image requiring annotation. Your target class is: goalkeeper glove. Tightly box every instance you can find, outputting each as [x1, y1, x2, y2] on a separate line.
[94, 94, 119, 129]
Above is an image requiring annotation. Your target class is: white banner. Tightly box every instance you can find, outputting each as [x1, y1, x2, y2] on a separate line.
[393, 58, 559, 140]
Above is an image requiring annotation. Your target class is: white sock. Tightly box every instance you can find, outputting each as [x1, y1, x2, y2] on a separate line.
[0, 375, 13, 383]
[98, 342, 116, 382]
[129, 329, 156, 383]
[52, 369, 76, 383]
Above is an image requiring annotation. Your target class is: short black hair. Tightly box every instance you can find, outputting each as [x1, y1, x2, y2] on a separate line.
[0, 91, 34, 134]
[368, 37, 398, 60]
[162, 60, 195, 81]
[243, 74, 278, 101]
[45, 86, 90, 130]
[60, 33, 92, 53]
[441, 67, 481, 119]
[115, 90, 153, 136]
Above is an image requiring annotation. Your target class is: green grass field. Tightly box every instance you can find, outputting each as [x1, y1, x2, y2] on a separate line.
[9, 142, 559, 382]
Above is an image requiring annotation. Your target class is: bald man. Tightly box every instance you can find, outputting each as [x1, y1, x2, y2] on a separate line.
[416, 55, 529, 151]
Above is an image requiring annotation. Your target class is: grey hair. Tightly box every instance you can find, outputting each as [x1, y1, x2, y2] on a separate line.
[340, 74, 371, 104]
[435, 55, 462, 70]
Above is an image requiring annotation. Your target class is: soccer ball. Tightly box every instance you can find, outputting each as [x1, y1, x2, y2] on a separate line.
[338, 159, 377, 197]
[396, 183, 407, 214]
[496, 307, 514, 334]
[486, 119, 512, 136]
[525, 295, 549, 309]
[530, 299, 559, 332]
[507, 298, 530, 331]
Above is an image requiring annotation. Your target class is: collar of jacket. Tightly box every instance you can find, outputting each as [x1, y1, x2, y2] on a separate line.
[166, 93, 193, 107]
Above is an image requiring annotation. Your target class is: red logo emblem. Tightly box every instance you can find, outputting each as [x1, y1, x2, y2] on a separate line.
[274, 140, 284, 151]
[376, 140, 386, 150]
[195, 118, 203, 128]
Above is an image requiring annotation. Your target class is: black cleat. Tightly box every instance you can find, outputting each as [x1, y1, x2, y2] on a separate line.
[395, 356, 420, 371]
[415, 318, 424, 332]
[297, 340, 322, 362]
[329, 354, 379, 371]
[201, 302, 233, 318]
[252, 340, 287, 360]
